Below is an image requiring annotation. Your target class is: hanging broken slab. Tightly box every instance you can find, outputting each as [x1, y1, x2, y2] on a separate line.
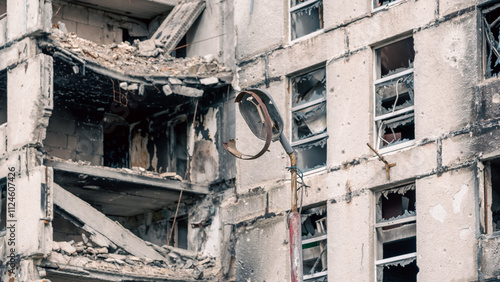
[152, 0, 206, 52]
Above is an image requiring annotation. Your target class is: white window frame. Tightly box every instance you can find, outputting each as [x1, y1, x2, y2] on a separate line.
[373, 184, 417, 282]
[301, 205, 327, 281]
[289, 0, 324, 43]
[289, 66, 328, 174]
[372, 0, 405, 12]
[373, 37, 415, 154]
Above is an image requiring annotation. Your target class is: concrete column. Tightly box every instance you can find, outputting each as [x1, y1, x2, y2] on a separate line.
[7, 54, 53, 151]
[6, 0, 52, 42]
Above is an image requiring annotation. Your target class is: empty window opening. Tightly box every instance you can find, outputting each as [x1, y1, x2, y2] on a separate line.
[374, 37, 415, 151]
[290, 0, 323, 41]
[290, 67, 328, 173]
[482, 159, 500, 233]
[0, 73, 6, 125]
[375, 184, 418, 282]
[482, 3, 500, 78]
[301, 205, 327, 281]
[169, 216, 188, 249]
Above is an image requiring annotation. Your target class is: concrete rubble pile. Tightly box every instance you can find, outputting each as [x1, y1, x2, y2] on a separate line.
[46, 24, 229, 77]
[44, 234, 217, 280]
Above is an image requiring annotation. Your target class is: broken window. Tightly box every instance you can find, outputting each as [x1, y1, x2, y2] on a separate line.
[290, 0, 323, 41]
[374, 37, 415, 152]
[290, 67, 327, 173]
[482, 2, 500, 79]
[373, 0, 403, 9]
[480, 159, 500, 233]
[0, 0, 5, 16]
[375, 183, 418, 282]
[302, 205, 327, 281]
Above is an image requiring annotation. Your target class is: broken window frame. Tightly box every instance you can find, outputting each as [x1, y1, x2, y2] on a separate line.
[372, 0, 404, 11]
[481, 2, 500, 79]
[478, 160, 500, 234]
[373, 37, 415, 153]
[374, 183, 417, 282]
[289, 0, 324, 42]
[301, 204, 327, 281]
[290, 66, 328, 174]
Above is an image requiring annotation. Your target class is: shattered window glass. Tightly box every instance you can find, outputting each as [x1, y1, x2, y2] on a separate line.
[375, 184, 418, 282]
[373, 0, 404, 9]
[301, 205, 327, 281]
[290, 0, 323, 41]
[482, 3, 500, 79]
[291, 67, 327, 173]
[374, 37, 415, 151]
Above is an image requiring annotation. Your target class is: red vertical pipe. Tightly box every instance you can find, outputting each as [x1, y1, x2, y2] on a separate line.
[288, 153, 303, 281]
[289, 210, 303, 282]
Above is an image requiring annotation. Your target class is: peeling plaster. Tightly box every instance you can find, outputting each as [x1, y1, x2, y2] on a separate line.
[430, 204, 447, 223]
[203, 107, 219, 141]
[453, 184, 468, 214]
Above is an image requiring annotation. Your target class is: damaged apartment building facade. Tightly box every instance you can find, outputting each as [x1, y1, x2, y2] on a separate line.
[1, 0, 500, 281]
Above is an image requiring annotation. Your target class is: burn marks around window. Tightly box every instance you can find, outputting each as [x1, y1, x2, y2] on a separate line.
[301, 205, 327, 281]
[374, 37, 415, 151]
[290, 0, 323, 41]
[482, 2, 500, 79]
[290, 67, 327, 173]
[375, 184, 418, 282]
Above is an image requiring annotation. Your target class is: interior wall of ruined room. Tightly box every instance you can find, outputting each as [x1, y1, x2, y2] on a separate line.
[45, 106, 103, 165]
[51, 1, 150, 45]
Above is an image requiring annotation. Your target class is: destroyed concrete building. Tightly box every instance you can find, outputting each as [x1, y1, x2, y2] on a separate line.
[1, 0, 500, 281]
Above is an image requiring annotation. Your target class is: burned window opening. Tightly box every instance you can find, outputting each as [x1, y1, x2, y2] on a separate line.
[103, 122, 130, 169]
[483, 159, 500, 233]
[302, 205, 327, 281]
[482, 3, 500, 78]
[290, 0, 323, 41]
[374, 38, 415, 151]
[375, 184, 417, 282]
[291, 67, 327, 173]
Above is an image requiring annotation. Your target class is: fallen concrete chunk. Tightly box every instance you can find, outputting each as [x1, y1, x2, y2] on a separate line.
[172, 85, 204, 97]
[168, 77, 183, 85]
[52, 241, 60, 252]
[59, 241, 76, 255]
[162, 84, 173, 96]
[200, 77, 219, 85]
[53, 184, 166, 260]
[165, 245, 198, 259]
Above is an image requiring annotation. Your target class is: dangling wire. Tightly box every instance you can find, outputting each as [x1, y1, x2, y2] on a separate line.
[286, 165, 310, 214]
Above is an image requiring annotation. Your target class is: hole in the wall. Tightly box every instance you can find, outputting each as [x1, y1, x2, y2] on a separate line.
[122, 28, 147, 45]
